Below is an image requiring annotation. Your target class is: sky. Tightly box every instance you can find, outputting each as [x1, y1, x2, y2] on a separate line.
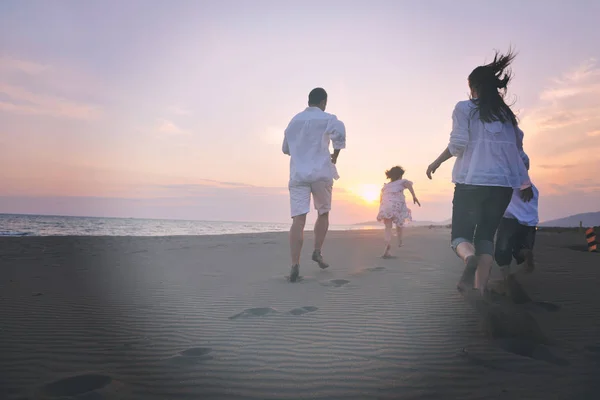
[1, 0, 600, 225]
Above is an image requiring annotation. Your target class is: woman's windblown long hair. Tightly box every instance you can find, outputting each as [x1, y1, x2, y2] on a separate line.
[468, 48, 518, 125]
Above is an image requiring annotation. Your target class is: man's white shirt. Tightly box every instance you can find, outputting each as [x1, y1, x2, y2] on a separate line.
[283, 107, 346, 184]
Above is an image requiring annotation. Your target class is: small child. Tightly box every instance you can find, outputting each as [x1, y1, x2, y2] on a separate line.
[494, 155, 539, 277]
[376, 166, 421, 258]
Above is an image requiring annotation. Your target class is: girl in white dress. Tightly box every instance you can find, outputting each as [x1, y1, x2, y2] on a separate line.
[376, 166, 421, 258]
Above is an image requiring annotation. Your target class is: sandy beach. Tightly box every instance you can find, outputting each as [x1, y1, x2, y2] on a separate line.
[1, 227, 600, 399]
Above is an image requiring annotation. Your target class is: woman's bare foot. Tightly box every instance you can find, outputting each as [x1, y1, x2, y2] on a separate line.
[457, 255, 478, 293]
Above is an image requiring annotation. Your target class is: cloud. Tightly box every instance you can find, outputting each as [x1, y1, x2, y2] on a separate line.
[156, 119, 191, 135]
[519, 59, 600, 202]
[146, 181, 287, 199]
[167, 105, 191, 115]
[0, 82, 102, 120]
[522, 59, 600, 134]
[537, 164, 576, 170]
[588, 129, 600, 137]
[0, 56, 103, 120]
[0, 174, 395, 224]
[551, 58, 600, 86]
[521, 59, 600, 149]
[540, 59, 600, 103]
[0, 56, 50, 75]
[528, 108, 598, 130]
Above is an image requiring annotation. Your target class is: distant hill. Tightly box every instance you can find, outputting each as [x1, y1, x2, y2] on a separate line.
[540, 212, 600, 228]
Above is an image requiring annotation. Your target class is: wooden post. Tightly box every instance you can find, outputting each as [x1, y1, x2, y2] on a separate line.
[586, 228, 598, 253]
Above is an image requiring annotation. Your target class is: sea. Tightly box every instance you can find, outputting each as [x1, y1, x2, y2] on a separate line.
[0, 214, 379, 237]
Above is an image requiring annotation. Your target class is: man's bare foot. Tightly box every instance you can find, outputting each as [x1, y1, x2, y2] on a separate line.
[457, 255, 478, 293]
[312, 250, 329, 269]
[289, 264, 300, 282]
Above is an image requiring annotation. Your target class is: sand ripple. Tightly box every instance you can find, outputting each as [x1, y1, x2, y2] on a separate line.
[1, 231, 600, 399]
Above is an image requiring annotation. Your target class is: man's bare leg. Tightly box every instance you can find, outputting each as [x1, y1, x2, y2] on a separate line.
[312, 212, 330, 269]
[289, 214, 306, 282]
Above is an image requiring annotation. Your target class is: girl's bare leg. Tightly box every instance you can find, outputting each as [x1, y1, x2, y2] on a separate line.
[396, 225, 404, 247]
[383, 219, 393, 257]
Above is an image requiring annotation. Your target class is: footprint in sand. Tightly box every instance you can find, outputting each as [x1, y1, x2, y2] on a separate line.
[487, 278, 561, 312]
[167, 347, 214, 366]
[528, 301, 561, 312]
[38, 374, 113, 398]
[229, 307, 279, 320]
[495, 338, 570, 366]
[463, 289, 569, 366]
[180, 347, 212, 357]
[287, 306, 319, 315]
[583, 344, 600, 364]
[459, 348, 515, 372]
[350, 266, 386, 276]
[281, 274, 319, 283]
[321, 279, 350, 288]
[585, 344, 600, 353]
[285, 275, 305, 283]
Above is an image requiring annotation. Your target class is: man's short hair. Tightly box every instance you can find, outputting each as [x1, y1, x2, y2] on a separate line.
[308, 88, 327, 105]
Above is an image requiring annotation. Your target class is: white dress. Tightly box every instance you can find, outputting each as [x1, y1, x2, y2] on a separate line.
[376, 179, 413, 226]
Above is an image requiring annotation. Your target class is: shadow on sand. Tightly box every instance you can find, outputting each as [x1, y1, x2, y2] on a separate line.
[462, 276, 568, 366]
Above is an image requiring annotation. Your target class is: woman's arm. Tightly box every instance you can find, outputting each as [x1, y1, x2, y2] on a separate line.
[426, 147, 453, 179]
[426, 102, 469, 179]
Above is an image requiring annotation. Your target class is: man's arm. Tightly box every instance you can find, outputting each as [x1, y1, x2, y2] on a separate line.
[331, 149, 341, 164]
[282, 135, 290, 155]
[329, 117, 346, 164]
[282, 121, 292, 155]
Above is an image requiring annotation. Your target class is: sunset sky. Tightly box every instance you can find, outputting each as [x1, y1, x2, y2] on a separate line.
[1, 0, 599, 225]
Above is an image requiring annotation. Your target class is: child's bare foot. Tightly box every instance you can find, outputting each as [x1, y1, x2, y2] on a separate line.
[522, 250, 535, 273]
[382, 244, 392, 259]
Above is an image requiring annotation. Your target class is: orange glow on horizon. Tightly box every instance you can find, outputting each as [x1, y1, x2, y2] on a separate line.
[352, 184, 381, 205]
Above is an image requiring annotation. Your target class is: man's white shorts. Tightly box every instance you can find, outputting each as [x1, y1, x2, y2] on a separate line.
[289, 179, 333, 218]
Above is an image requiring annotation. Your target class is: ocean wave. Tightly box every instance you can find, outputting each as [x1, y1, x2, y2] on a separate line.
[0, 231, 34, 237]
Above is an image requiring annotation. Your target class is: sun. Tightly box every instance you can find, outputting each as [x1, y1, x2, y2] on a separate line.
[357, 184, 381, 204]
